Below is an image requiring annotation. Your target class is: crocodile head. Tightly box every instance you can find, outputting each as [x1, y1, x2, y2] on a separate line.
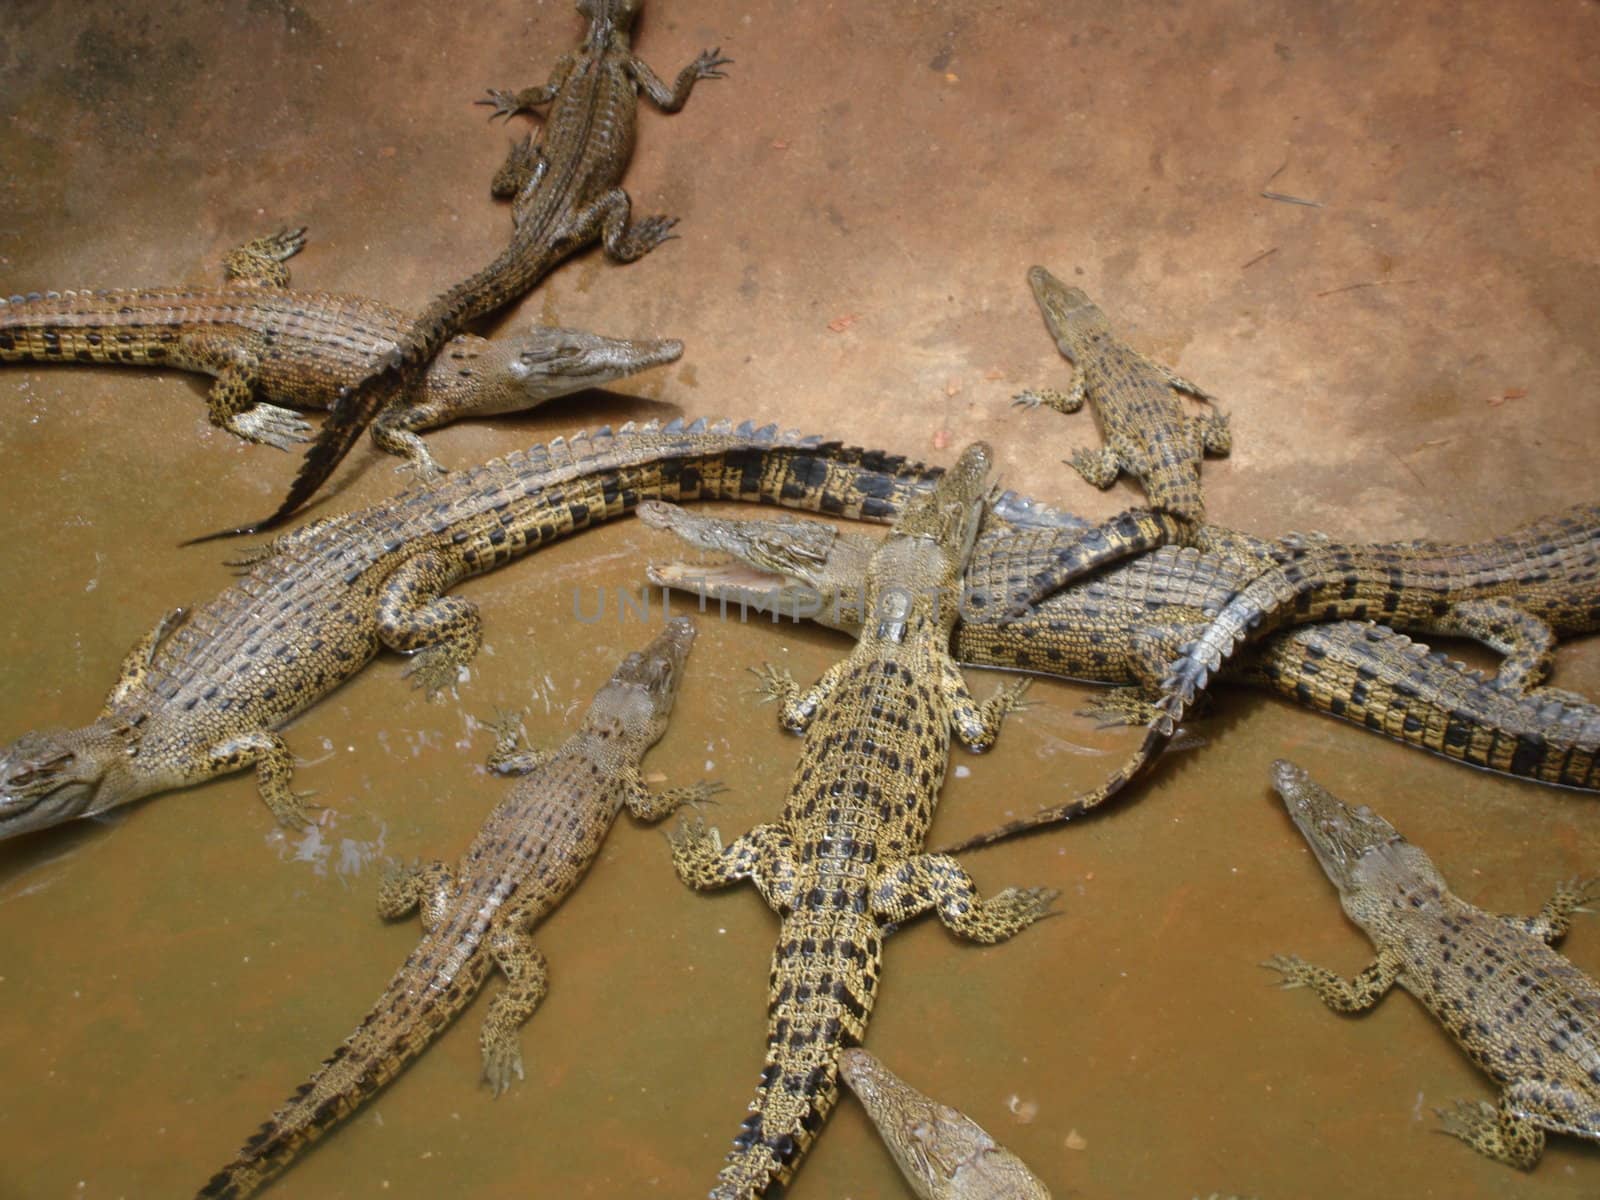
[1027, 265, 1108, 350]
[582, 617, 697, 755]
[640, 500, 875, 632]
[460, 326, 682, 416]
[862, 441, 992, 640]
[0, 721, 133, 839]
[1271, 759, 1442, 905]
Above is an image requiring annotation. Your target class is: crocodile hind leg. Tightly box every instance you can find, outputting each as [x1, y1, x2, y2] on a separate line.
[1497, 877, 1600, 943]
[178, 331, 313, 450]
[870, 854, 1058, 943]
[1261, 949, 1403, 1012]
[375, 551, 480, 698]
[100, 607, 188, 713]
[1438, 599, 1557, 692]
[479, 921, 550, 1096]
[667, 815, 799, 912]
[206, 730, 314, 828]
[1433, 1082, 1572, 1170]
[220, 227, 307, 287]
[566, 187, 679, 263]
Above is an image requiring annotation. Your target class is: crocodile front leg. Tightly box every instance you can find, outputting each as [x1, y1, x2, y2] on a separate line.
[870, 853, 1058, 943]
[220, 227, 306, 288]
[1440, 599, 1558, 692]
[1067, 445, 1125, 489]
[627, 47, 732, 112]
[100, 607, 188, 712]
[480, 922, 550, 1096]
[1012, 379, 1085, 414]
[376, 859, 455, 929]
[206, 730, 314, 828]
[622, 773, 724, 821]
[375, 550, 480, 698]
[1193, 410, 1232, 455]
[477, 53, 575, 121]
[751, 659, 849, 733]
[668, 814, 799, 912]
[1262, 949, 1403, 1012]
[370, 412, 446, 481]
[941, 658, 1030, 752]
[1497, 877, 1600, 944]
[178, 331, 313, 450]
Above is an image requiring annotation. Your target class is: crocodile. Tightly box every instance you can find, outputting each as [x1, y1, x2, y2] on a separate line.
[1014, 267, 1230, 522]
[839, 1047, 1053, 1200]
[197, 618, 718, 1199]
[244, 0, 730, 536]
[1264, 758, 1600, 1169]
[0, 419, 952, 842]
[639, 500, 1600, 793]
[947, 502, 1600, 850]
[996, 268, 1237, 617]
[667, 442, 1057, 1198]
[0, 228, 682, 453]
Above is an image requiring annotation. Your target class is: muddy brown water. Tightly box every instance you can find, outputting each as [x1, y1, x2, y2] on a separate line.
[2, 1, 1598, 1197]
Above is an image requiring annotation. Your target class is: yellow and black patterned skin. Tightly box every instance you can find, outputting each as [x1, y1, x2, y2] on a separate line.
[1015, 266, 1231, 525]
[641, 499, 1600, 801]
[258, 0, 730, 534]
[196, 619, 716, 1199]
[0, 420, 948, 841]
[839, 1048, 1054, 1200]
[667, 443, 1056, 1198]
[0, 229, 681, 455]
[951, 500, 1600, 850]
[1266, 760, 1600, 1170]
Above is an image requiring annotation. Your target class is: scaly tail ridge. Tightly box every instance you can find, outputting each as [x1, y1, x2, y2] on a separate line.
[195, 946, 491, 1199]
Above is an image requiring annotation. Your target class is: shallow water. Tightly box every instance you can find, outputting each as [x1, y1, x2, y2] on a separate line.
[2, 1, 1599, 1197]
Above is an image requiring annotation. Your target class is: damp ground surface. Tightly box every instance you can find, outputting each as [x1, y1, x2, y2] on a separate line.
[1, 1, 1598, 1197]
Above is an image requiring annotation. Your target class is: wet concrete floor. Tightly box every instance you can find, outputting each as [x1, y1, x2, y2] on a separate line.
[1, 0, 1598, 1196]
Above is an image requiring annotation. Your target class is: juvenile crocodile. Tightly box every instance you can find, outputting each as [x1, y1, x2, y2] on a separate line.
[640, 500, 1600, 792]
[1014, 267, 1230, 523]
[197, 618, 717, 1198]
[0, 419, 948, 841]
[839, 1048, 1053, 1200]
[667, 443, 1057, 1198]
[0, 228, 681, 452]
[247, 0, 730, 535]
[1264, 759, 1600, 1169]
[949, 503, 1600, 849]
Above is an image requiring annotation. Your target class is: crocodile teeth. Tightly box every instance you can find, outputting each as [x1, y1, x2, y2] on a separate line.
[663, 417, 685, 434]
[735, 419, 755, 436]
[687, 417, 711, 434]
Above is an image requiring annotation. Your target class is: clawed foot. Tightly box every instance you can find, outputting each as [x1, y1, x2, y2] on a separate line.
[1260, 954, 1309, 989]
[1078, 689, 1161, 728]
[990, 885, 1061, 926]
[691, 48, 734, 79]
[1434, 1097, 1497, 1143]
[477, 88, 523, 121]
[749, 662, 798, 705]
[225, 403, 314, 451]
[264, 786, 320, 831]
[614, 214, 679, 261]
[482, 1041, 526, 1098]
[404, 648, 464, 699]
[667, 810, 723, 856]
[679, 780, 728, 811]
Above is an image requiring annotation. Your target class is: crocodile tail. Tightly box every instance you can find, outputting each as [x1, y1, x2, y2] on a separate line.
[194, 944, 492, 1199]
[708, 914, 880, 1199]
